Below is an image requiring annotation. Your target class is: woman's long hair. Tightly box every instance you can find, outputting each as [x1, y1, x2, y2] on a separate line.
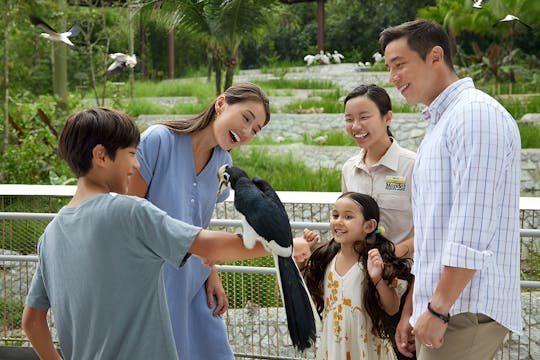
[303, 192, 412, 341]
[158, 82, 270, 134]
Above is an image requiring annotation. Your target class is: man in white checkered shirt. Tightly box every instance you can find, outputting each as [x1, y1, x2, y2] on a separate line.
[379, 19, 522, 360]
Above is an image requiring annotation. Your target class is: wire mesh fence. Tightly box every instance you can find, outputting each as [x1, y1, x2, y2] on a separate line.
[0, 187, 539, 359]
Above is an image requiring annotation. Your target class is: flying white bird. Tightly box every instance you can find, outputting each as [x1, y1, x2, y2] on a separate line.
[472, 0, 488, 9]
[105, 53, 138, 76]
[29, 15, 81, 47]
[331, 50, 344, 64]
[494, 14, 531, 29]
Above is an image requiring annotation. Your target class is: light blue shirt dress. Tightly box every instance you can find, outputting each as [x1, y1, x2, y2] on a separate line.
[137, 125, 233, 359]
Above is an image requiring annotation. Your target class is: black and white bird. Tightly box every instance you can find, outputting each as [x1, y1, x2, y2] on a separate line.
[105, 53, 138, 76]
[472, 0, 488, 9]
[217, 165, 318, 351]
[494, 14, 532, 29]
[29, 15, 81, 47]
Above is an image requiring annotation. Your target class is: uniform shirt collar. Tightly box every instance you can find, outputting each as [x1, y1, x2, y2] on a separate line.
[355, 138, 402, 172]
[421, 77, 474, 125]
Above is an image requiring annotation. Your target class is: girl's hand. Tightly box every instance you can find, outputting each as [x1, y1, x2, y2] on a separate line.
[367, 248, 384, 282]
[302, 228, 320, 250]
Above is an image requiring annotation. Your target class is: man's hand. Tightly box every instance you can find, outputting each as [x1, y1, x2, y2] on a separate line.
[412, 309, 447, 349]
[206, 266, 229, 316]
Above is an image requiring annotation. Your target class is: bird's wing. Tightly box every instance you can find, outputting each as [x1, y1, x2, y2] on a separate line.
[29, 16, 58, 35]
[233, 179, 292, 251]
[64, 25, 81, 37]
[252, 176, 286, 212]
[517, 19, 532, 29]
[105, 61, 125, 76]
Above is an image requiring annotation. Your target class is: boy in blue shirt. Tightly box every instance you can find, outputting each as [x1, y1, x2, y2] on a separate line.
[22, 107, 269, 360]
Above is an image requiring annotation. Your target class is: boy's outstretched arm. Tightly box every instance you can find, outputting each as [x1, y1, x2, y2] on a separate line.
[190, 230, 269, 263]
[22, 306, 63, 360]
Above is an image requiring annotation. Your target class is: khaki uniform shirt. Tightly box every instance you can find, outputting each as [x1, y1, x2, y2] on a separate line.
[341, 139, 416, 247]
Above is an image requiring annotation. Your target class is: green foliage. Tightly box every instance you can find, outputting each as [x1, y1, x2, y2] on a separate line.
[0, 94, 76, 184]
[499, 95, 540, 121]
[303, 130, 355, 147]
[0, 300, 25, 330]
[519, 124, 540, 149]
[231, 148, 341, 192]
[283, 89, 345, 113]
[256, 79, 335, 90]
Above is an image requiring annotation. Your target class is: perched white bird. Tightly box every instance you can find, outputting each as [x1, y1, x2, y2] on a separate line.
[313, 135, 328, 144]
[494, 14, 531, 29]
[303, 54, 316, 66]
[105, 53, 138, 76]
[318, 50, 330, 65]
[372, 51, 383, 63]
[29, 15, 80, 47]
[472, 0, 488, 9]
[331, 50, 344, 64]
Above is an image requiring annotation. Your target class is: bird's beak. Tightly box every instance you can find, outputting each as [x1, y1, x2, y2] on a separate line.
[217, 164, 230, 196]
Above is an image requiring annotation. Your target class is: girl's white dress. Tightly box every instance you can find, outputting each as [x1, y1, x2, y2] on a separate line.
[317, 257, 405, 360]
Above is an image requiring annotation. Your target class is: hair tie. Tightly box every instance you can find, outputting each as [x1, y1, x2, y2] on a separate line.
[374, 226, 385, 235]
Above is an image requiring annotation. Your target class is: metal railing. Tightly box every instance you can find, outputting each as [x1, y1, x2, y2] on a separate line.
[1, 186, 539, 359]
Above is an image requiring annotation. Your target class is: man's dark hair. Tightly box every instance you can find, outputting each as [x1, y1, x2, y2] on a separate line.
[379, 19, 455, 72]
[58, 107, 140, 177]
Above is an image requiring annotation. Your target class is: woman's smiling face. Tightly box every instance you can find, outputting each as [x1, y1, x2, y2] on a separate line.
[344, 95, 391, 151]
[213, 98, 267, 151]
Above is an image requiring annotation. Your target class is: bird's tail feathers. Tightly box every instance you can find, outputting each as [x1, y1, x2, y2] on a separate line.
[275, 255, 318, 351]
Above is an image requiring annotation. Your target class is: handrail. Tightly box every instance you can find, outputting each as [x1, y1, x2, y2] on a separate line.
[1, 185, 539, 209]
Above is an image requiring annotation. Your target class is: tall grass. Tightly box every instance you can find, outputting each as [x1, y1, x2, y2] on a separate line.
[231, 148, 341, 192]
[255, 79, 336, 90]
[133, 79, 215, 98]
[519, 124, 540, 149]
[500, 95, 540, 121]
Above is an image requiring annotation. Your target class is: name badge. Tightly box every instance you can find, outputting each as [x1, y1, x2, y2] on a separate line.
[385, 175, 406, 191]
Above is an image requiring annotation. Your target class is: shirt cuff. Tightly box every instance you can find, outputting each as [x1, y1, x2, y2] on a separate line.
[442, 242, 494, 270]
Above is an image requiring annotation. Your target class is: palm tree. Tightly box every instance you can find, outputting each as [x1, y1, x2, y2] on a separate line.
[159, 0, 276, 94]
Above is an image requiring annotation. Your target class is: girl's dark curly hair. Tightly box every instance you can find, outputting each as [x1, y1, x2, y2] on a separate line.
[303, 192, 413, 341]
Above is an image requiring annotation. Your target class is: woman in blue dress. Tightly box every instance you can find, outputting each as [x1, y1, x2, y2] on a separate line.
[128, 82, 270, 359]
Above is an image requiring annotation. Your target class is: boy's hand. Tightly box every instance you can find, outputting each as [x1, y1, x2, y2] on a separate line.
[206, 267, 229, 316]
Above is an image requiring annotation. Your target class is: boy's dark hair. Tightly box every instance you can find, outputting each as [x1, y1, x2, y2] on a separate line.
[58, 107, 140, 178]
[344, 84, 393, 137]
[379, 19, 455, 72]
[303, 192, 412, 343]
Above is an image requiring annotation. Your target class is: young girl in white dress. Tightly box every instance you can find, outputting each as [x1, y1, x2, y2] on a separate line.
[304, 192, 412, 360]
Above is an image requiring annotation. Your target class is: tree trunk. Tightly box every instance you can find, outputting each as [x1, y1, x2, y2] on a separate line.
[2, 0, 9, 153]
[168, 29, 175, 79]
[214, 57, 222, 95]
[139, 12, 146, 77]
[128, 2, 135, 98]
[224, 66, 234, 91]
[316, 0, 325, 52]
[52, 3, 68, 112]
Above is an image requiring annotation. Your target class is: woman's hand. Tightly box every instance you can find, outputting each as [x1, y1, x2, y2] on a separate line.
[206, 266, 229, 316]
